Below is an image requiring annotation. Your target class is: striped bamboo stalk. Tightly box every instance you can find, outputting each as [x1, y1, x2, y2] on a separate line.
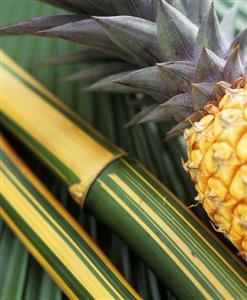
[1, 51, 247, 299]
[0, 135, 140, 300]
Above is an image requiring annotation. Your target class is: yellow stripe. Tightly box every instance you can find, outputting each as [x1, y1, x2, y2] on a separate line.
[109, 173, 234, 299]
[0, 51, 124, 205]
[2, 173, 115, 300]
[123, 160, 247, 280]
[3, 163, 127, 300]
[98, 179, 212, 300]
[2, 66, 113, 185]
[0, 209, 79, 300]
[0, 50, 120, 149]
[1, 137, 141, 300]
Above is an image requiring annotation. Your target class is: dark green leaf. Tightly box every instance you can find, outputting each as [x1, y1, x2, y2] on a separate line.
[94, 16, 160, 66]
[0, 15, 85, 35]
[157, 0, 197, 60]
[114, 66, 167, 101]
[197, 3, 226, 56]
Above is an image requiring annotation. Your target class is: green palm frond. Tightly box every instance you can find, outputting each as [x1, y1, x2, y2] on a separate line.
[1, 1, 246, 300]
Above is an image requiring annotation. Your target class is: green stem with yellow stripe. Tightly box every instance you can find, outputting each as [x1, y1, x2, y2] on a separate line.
[88, 157, 247, 299]
[1, 51, 246, 299]
[0, 136, 140, 300]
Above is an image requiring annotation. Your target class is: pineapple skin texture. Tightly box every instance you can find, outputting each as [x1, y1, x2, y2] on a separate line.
[184, 86, 247, 260]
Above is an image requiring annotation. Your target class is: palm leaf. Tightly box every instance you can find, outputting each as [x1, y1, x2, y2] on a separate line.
[1, 45, 247, 300]
[1, 1, 246, 299]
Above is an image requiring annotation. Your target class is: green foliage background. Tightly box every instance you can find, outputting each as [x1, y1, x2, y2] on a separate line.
[0, 1, 246, 299]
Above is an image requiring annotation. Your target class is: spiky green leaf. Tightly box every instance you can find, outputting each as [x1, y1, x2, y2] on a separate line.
[85, 72, 138, 93]
[0, 15, 85, 35]
[94, 16, 160, 66]
[197, 3, 226, 56]
[223, 46, 243, 82]
[196, 47, 225, 81]
[161, 92, 193, 122]
[37, 19, 134, 63]
[114, 66, 167, 101]
[157, 61, 195, 93]
[157, 0, 197, 60]
[138, 105, 174, 123]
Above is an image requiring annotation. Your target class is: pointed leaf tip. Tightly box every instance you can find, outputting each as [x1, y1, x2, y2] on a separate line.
[196, 47, 225, 81]
[138, 104, 174, 123]
[157, 61, 195, 94]
[157, 0, 197, 60]
[84, 71, 141, 94]
[0, 15, 85, 35]
[160, 92, 193, 122]
[197, 2, 226, 56]
[34, 19, 135, 63]
[94, 15, 160, 67]
[223, 45, 243, 82]
[113, 66, 167, 102]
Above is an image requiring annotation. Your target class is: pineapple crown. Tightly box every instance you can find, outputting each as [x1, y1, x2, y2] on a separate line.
[1, 0, 246, 137]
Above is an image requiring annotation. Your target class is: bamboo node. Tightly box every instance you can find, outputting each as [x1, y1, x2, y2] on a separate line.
[69, 183, 85, 206]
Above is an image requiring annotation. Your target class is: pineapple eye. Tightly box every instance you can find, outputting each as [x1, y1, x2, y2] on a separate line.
[220, 109, 241, 124]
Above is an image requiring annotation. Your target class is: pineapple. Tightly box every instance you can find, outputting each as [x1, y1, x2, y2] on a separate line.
[1, 0, 246, 259]
[184, 79, 247, 259]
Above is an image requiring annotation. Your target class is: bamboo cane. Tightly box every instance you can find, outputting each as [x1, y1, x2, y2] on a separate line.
[1, 50, 246, 299]
[0, 135, 140, 300]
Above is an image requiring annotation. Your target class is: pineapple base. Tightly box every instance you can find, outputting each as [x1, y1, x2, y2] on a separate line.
[184, 84, 247, 260]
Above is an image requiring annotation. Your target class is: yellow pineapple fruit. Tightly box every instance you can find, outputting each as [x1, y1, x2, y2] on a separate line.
[184, 79, 247, 259]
